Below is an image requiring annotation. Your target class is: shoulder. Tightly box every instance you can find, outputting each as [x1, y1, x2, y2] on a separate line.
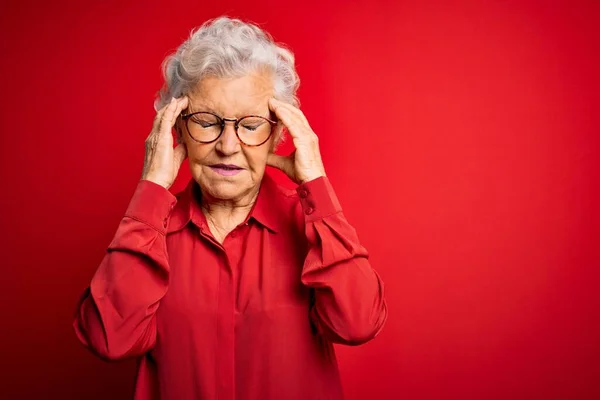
[260, 173, 305, 234]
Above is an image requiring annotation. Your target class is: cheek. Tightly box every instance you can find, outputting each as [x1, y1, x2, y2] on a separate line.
[183, 137, 210, 162]
[244, 147, 270, 172]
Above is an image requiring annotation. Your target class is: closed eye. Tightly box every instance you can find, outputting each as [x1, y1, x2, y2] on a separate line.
[191, 116, 220, 128]
[199, 121, 219, 128]
[241, 124, 261, 131]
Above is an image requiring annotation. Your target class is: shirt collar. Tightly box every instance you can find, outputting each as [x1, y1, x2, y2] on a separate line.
[167, 173, 284, 234]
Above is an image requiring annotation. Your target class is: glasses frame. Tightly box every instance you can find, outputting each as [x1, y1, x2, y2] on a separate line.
[180, 111, 278, 147]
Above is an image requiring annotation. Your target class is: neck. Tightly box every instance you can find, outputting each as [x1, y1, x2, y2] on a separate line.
[199, 186, 259, 236]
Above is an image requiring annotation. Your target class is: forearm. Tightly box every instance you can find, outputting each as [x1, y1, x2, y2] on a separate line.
[298, 177, 388, 345]
[73, 180, 176, 360]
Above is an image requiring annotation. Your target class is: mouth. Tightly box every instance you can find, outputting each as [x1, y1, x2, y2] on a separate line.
[209, 164, 244, 176]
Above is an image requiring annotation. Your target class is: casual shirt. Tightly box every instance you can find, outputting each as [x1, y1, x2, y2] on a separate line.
[73, 174, 387, 400]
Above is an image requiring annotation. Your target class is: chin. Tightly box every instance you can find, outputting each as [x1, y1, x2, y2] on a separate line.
[206, 181, 246, 200]
[194, 172, 246, 200]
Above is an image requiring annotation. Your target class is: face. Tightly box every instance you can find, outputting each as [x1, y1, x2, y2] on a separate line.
[178, 72, 281, 203]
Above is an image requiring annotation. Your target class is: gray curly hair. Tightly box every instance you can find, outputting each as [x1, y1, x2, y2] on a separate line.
[154, 16, 300, 113]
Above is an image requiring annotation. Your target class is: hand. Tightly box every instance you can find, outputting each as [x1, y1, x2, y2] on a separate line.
[141, 96, 189, 189]
[267, 98, 326, 185]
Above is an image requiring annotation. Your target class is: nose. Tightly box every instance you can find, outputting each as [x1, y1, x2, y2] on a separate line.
[215, 121, 241, 155]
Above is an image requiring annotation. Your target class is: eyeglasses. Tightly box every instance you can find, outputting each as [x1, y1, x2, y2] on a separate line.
[180, 111, 278, 146]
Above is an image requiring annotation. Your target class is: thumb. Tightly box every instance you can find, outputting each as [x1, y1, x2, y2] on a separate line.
[267, 152, 296, 182]
[173, 142, 188, 167]
[267, 152, 287, 170]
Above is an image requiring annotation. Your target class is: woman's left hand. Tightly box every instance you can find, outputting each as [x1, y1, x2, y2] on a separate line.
[267, 98, 326, 184]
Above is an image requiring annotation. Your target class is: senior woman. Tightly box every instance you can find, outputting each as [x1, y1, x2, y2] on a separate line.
[73, 16, 387, 400]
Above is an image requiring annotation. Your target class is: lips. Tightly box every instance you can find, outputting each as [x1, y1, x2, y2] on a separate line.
[211, 164, 242, 170]
[209, 164, 244, 177]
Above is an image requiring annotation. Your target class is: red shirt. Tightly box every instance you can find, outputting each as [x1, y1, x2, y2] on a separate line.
[73, 174, 387, 400]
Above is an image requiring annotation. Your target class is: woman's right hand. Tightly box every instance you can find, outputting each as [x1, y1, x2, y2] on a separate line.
[141, 96, 189, 189]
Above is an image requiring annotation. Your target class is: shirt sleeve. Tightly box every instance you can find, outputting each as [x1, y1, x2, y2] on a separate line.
[72, 180, 176, 360]
[297, 176, 388, 345]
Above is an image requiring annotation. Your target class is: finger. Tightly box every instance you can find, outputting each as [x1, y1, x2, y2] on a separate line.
[152, 97, 176, 132]
[161, 96, 188, 129]
[150, 97, 175, 139]
[158, 97, 189, 138]
[159, 97, 182, 132]
[269, 98, 309, 126]
[271, 105, 311, 141]
[268, 98, 317, 144]
[268, 98, 305, 121]
[174, 96, 189, 131]
[268, 100, 300, 130]
[173, 142, 188, 167]
[176, 96, 189, 116]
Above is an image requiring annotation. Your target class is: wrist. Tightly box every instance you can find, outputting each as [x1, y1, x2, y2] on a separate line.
[300, 173, 326, 185]
[299, 166, 326, 184]
[141, 174, 172, 190]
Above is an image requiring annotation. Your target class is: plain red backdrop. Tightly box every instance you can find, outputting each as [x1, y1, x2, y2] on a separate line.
[1, 0, 598, 399]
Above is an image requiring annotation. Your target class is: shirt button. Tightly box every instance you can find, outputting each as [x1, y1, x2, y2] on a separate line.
[305, 207, 314, 215]
[298, 189, 309, 198]
[163, 218, 168, 228]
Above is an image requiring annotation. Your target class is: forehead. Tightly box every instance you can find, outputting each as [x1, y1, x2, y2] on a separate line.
[188, 72, 274, 116]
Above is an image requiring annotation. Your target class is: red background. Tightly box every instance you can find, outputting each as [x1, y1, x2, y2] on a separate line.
[1, 0, 598, 399]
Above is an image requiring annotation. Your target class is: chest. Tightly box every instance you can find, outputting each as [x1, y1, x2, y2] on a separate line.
[160, 225, 309, 318]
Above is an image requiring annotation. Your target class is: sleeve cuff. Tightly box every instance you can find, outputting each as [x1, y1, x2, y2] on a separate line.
[296, 176, 342, 222]
[124, 180, 178, 233]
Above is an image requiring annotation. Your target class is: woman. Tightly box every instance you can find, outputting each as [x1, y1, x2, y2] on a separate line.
[73, 16, 387, 400]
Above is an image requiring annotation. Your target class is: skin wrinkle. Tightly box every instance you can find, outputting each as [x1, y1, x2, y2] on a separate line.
[181, 72, 283, 244]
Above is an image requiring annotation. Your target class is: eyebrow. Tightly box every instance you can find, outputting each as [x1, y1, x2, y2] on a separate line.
[187, 104, 272, 119]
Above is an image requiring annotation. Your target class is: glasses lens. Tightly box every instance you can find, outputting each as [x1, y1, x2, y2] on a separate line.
[187, 113, 222, 142]
[237, 116, 272, 145]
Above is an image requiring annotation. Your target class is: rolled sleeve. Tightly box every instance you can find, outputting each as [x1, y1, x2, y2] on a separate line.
[296, 176, 342, 222]
[124, 180, 178, 234]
